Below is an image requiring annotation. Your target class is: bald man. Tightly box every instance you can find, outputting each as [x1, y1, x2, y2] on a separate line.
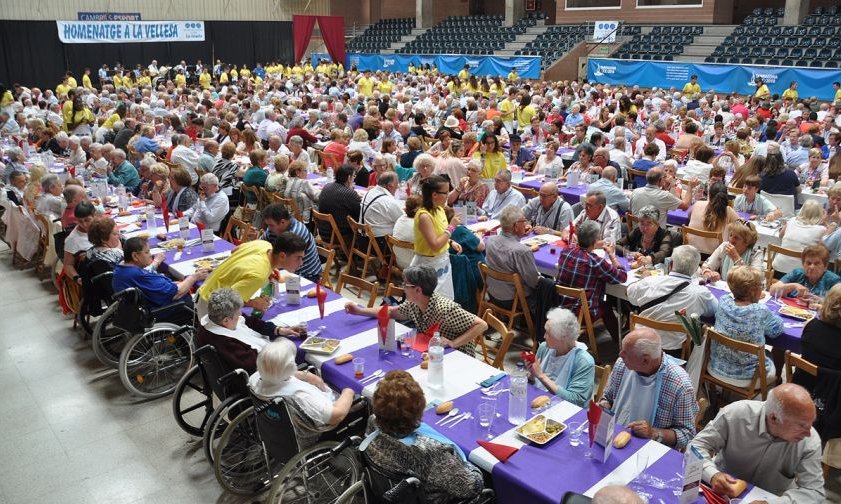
[521, 181, 573, 238]
[592, 485, 645, 504]
[599, 328, 698, 450]
[688, 383, 824, 502]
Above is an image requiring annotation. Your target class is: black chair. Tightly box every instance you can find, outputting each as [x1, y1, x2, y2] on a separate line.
[809, 60, 823, 68]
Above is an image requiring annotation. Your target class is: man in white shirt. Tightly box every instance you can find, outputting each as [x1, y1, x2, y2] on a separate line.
[587, 166, 630, 213]
[572, 191, 621, 246]
[257, 110, 287, 143]
[633, 126, 667, 161]
[521, 181, 573, 237]
[481, 169, 526, 219]
[627, 245, 717, 353]
[192, 173, 230, 232]
[169, 134, 200, 185]
[359, 172, 403, 246]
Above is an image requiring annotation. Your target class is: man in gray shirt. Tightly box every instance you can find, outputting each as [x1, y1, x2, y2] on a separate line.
[484, 205, 540, 306]
[587, 166, 630, 213]
[522, 181, 573, 238]
[630, 167, 695, 228]
[688, 383, 824, 503]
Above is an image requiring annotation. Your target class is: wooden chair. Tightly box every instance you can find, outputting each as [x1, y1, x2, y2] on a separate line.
[765, 244, 803, 287]
[695, 397, 710, 431]
[477, 263, 536, 351]
[627, 168, 648, 188]
[482, 309, 516, 370]
[625, 212, 640, 235]
[269, 191, 304, 222]
[726, 185, 744, 196]
[594, 363, 612, 401]
[238, 184, 262, 221]
[32, 211, 52, 279]
[311, 210, 350, 262]
[514, 185, 538, 198]
[221, 216, 256, 245]
[680, 226, 723, 253]
[698, 327, 772, 402]
[316, 150, 340, 172]
[58, 272, 83, 330]
[554, 285, 600, 363]
[630, 313, 693, 361]
[385, 235, 414, 287]
[384, 283, 405, 301]
[345, 216, 388, 280]
[336, 273, 379, 308]
[316, 246, 335, 290]
[784, 350, 817, 384]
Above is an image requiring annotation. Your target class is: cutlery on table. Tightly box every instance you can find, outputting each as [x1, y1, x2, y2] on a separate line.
[435, 408, 461, 425]
[481, 388, 509, 396]
[359, 369, 384, 384]
[449, 412, 473, 428]
[440, 412, 468, 426]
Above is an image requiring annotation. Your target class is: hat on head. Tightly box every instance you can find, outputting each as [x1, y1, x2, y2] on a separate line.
[444, 116, 459, 129]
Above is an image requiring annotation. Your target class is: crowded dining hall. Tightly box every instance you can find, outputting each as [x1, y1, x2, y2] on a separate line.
[2, 1, 841, 502]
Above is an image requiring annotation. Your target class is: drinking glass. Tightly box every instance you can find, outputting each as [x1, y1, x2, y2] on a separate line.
[402, 329, 416, 359]
[567, 421, 583, 447]
[353, 357, 365, 379]
[477, 402, 496, 439]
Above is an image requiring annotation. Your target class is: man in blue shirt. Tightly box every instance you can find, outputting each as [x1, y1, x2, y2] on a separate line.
[261, 204, 323, 283]
[508, 135, 535, 171]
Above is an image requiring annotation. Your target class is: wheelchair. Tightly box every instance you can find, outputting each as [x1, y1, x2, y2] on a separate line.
[213, 385, 369, 497]
[96, 287, 196, 398]
[77, 257, 116, 337]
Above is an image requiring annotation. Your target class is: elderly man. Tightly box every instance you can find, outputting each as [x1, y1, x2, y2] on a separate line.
[191, 173, 229, 233]
[106, 149, 140, 191]
[592, 147, 622, 178]
[257, 109, 287, 144]
[627, 245, 718, 355]
[485, 205, 541, 307]
[2, 146, 26, 183]
[0, 111, 20, 134]
[481, 169, 526, 219]
[199, 140, 218, 174]
[377, 120, 402, 145]
[261, 204, 322, 284]
[785, 134, 813, 169]
[5, 171, 26, 205]
[587, 166, 630, 213]
[688, 383, 824, 502]
[633, 126, 667, 161]
[600, 328, 698, 450]
[522, 181, 573, 237]
[572, 191, 622, 246]
[35, 174, 65, 218]
[630, 167, 694, 228]
[359, 171, 403, 247]
[170, 134, 200, 184]
[556, 221, 627, 342]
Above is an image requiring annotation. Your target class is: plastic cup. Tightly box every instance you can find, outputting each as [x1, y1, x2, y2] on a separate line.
[353, 357, 365, 379]
[567, 421, 583, 447]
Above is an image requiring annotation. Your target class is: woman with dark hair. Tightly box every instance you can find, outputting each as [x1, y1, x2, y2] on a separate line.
[472, 133, 506, 179]
[687, 181, 739, 255]
[411, 175, 459, 298]
[617, 206, 672, 266]
[760, 148, 800, 197]
[730, 155, 765, 189]
[410, 113, 434, 142]
[85, 217, 124, 266]
[515, 94, 537, 134]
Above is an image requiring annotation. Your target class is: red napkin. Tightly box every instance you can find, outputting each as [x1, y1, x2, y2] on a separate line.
[700, 483, 729, 504]
[477, 440, 519, 463]
[780, 297, 807, 309]
[317, 283, 327, 319]
[176, 209, 184, 219]
[195, 221, 206, 233]
[377, 304, 389, 345]
[161, 198, 171, 232]
[521, 351, 536, 365]
[68, 165, 76, 178]
[552, 240, 568, 248]
[587, 400, 602, 448]
[405, 184, 411, 198]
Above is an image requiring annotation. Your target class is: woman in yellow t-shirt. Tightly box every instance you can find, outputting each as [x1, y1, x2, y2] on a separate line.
[515, 95, 537, 133]
[412, 175, 459, 298]
[472, 134, 507, 179]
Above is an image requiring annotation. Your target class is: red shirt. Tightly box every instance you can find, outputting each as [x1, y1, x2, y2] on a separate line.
[656, 132, 675, 147]
[286, 127, 319, 149]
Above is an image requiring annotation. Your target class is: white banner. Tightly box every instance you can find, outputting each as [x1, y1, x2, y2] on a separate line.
[56, 20, 205, 44]
[593, 21, 619, 43]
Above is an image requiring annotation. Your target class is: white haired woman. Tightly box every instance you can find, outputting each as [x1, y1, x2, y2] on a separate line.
[407, 153, 437, 196]
[192, 172, 230, 232]
[35, 173, 65, 217]
[527, 307, 595, 408]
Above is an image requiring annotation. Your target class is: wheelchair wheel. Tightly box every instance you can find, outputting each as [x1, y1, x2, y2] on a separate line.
[92, 302, 133, 367]
[203, 396, 251, 465]
[267, 440, 362, 504]
[171, 365, 213, 437]
[213, 406, 272, 496]
[118, 324, 193, 399]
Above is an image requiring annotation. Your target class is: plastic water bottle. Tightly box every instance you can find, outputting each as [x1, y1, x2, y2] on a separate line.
[145, 205, 157, 234]
[428, 331, 445, 393]
[326, 167, 334, 182]
[508, 362, 528, 425]
[117, 184, 127, 211]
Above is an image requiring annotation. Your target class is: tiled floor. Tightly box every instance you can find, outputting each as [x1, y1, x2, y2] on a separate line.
[1, 243, 838, 503]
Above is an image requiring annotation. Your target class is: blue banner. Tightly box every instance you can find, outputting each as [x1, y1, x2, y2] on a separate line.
[587, 58, 840, 102]
[312, 53, 540, 79]
[56, 20, 205, 44]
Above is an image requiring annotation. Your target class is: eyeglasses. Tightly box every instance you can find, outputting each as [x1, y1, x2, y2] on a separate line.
[403, 282, 418, 289]
[434, 190, 449, 195]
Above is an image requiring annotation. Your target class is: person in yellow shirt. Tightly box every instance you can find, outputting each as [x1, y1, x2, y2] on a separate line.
[55, 79, 71, 100]
[515, 95, 537, 133]
[240, 66, 251, 80]
[122, 73, 134, 88]
[252, 74, 263, 86]
[292, 64, 303, 77]
[112, 72, 122, 88]
[137, 71, 151, 87]
[682, 74, 701, 100]
[378, 79, 393, 95]
[508, 68, 519, 81]
[174, 70, 186, 88]
[834, 81, 841, 103]
[82, 68, 94, 90]
[199, 70, 212, 89]
[782, 81, 798, 101]
[195, 232, 307, 319]
[65, 72, 78, 89]
[220, 69, 229, 84]
[408, 63, 416, 74]
[230, 67, 239, 81]
[499, 87, 517, 129]
[754, 77, 770, 99]
[357, 71, 375, 97]
[473, 134, 507, 179]
[62, 88, 76, 131]
[458, 64, 470, 80]
[102, 103, 127, 130]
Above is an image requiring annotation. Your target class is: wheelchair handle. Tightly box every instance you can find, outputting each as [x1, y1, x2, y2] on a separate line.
[193, 344, 217, 358]
[217, 368, 247, 386]
[112, 287, 139, 302]
[90, 271, 113, 283]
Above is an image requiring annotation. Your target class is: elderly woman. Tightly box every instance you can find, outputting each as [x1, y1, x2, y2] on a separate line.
[107, 148, 140, 191]
[192, 173, 230, 232]
[433, 139, 467, 184]
[265, 154, 290, 193]
[367, 154, 390, 187]
[242, 148, 269, 205]
[617, 206, 672, 266]
[526, 307, 595, 408]
[428, 130, 452, 157]
[447, 159, 489, 208]
[35, 174, 66, 217]
[84, 217, 124, 266]
[283, 160, 320, 223]
[165, 166, 199, 218]
[473, 133, 506, 180]
[687, 182, 739, 255]
[195, 288, 305, 373]
[345, 265, 488, 350]
[362, 370, 485, 503]
[700, 220, 764, 283]
[287, 135, 312, 166]
[567, 143, 596, 178]
[67, 135, 86, 165]
[534, 140, 564, 177]
[392, 196, 420, 269]
[22, 163, 46, 208]
[212, 141, 243, 194]
[346, 129, 377, 164]
[770, 244, 841, 299]
[399, 136, 424, 169]
[112, 236, 208, 324]
[407, 153, 436, 196]
[774, 200, 828, 273]
[710, 266, 783, 387]
[249, 338, 356, 448]
[42, 130, 70, 156]
[2, 146, 26, 183]
[147, 163, 170, 208]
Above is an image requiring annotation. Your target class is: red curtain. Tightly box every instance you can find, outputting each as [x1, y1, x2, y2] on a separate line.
[293, 15, 316, 64]
[316, 16, 346, 67]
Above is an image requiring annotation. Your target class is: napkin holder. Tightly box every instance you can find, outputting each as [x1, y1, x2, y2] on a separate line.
[286, 274, 301, 305]
[201, 228, 215, 253]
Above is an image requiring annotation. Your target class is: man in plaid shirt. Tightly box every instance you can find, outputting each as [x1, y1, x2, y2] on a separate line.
[555, 220, 627, 341]
[600, 328, 699, 450]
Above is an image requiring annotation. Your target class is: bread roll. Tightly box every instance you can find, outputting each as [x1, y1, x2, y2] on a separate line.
[435, 401, 454, 415]
[531, 395, 550, 409]
[613, 431, 632, 448]
[306, 288, 318, 298]
[334, 354, 353, 365]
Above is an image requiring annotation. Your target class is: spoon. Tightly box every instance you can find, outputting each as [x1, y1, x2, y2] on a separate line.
[435, 407, 461, 425]
[481, 388, 510, 396]
[449, 412, 473, 428]
[359, 369, 384, 383]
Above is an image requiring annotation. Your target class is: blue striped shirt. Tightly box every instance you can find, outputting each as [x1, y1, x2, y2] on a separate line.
[264, 218, 322, 282]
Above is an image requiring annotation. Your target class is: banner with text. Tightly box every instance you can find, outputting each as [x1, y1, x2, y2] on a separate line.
[336, 53, 540, 79]
[56, 20, 205, 44]
[77, 12, 141, 21]
[593, 21, 619, 43]
[587, 58, 841, 102]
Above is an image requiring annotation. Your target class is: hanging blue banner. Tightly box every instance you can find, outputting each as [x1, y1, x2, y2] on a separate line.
[587, 58, 840, 102]
[312, 53, 541, 79]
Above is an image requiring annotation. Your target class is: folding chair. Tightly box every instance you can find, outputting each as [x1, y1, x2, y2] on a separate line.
[482, 309, 515, 370]
[336, 273, 379, 308]
[680, 225, 723, 258]
[269, 192, 303, 222]
[554, 285, 600, 363]
[766, 244, 803, 287]
[698, 327, 772, 403]
[345, 217, 387, 280]
[222, 217, 257, 245]
[311, 210, 350, 262]
[385, 235, 414, 287]
[316, 246, 336, 290]
[477, 263, 536, 351]
[784, 350, 817, 384]
[630, 313, 693, 361]
[594, 363, 612, 400]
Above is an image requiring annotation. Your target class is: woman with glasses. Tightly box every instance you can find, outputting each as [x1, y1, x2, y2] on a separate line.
[700, 220, 763, 283]
[617, 206, 673, 266]
[534, 140, 564, 177]
[473, 133, 506, 180]
[447, 159, 489, 208]
[407, 154, 437, 197]
[410, 176, 459, 298]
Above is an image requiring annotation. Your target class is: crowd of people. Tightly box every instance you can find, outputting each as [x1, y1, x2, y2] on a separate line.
[2, 56, 841, 503]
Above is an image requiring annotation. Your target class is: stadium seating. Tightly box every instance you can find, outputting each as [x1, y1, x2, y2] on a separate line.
[515, 23, 594, 71]
[614, 25, 702, 61]
[395, 13, 544, 56]
[347, 18, 415, 54]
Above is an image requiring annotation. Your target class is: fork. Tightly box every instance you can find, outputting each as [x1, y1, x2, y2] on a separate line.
[481, 388, 510, 396]
[359, 369, 384, 384]
[449, 412, 473, 428]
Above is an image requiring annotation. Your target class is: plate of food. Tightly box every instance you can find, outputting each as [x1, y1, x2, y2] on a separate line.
[514, 414, 566, 445]
[159, 238, 186, 251]
[300, 336, 341, 355]
[778, 305, 815, 321]
[193, 255, 228, 270]
[522, 236, 550, 248]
